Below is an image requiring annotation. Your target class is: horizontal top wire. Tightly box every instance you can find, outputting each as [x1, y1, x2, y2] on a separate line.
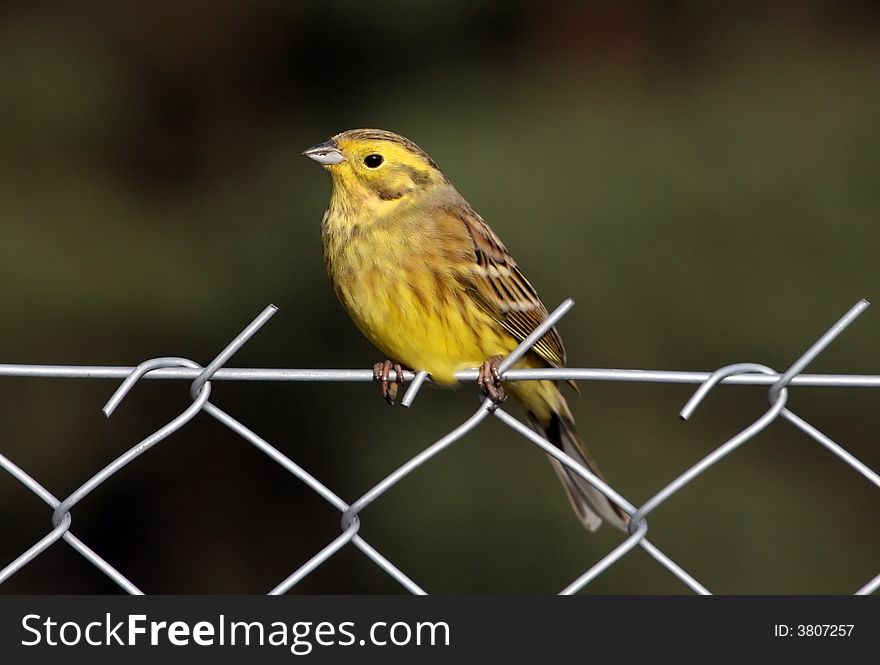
[1, 364, 879, 387]
[2, 297, 877, 597]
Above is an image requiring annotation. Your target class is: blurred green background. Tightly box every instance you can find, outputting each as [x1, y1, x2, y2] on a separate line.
[1, 1, 878, 594]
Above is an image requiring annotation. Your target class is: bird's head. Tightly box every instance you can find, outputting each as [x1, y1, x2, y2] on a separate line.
[303, 129, 445, 205]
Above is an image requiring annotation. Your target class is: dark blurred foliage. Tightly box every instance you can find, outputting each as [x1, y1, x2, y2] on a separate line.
[1, 1, 879, 594]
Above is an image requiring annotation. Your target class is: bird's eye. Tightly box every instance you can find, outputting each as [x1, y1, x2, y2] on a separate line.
[363, 154, 384, 168]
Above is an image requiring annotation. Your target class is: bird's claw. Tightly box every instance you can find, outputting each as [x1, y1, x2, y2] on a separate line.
[478, 356, 506, 405]
[372, 360, 405, 405]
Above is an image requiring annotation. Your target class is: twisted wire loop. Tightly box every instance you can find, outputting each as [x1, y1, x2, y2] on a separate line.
[1, 299, 878, 595]
[3, 307, 282, 592]
[619, 300, 875, 595]
[89, 305, 423, 596]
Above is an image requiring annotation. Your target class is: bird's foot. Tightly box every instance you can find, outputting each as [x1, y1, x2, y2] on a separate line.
[372, 360, 405, 405]
[478, 356, 506, 405]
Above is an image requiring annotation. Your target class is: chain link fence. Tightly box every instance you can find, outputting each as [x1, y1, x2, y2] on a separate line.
[1, 299, 878, 595]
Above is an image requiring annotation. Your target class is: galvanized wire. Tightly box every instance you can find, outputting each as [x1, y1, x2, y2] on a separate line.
[0, 299, 877, 595]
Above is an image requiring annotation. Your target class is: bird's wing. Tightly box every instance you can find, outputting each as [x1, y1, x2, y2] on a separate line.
[446, 203, 567, 369]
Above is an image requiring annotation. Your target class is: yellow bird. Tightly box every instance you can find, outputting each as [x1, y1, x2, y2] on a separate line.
[304, 129, 627, 532]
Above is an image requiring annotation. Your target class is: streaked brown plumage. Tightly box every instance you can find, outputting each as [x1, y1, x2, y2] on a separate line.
[305, 128, 628, 531]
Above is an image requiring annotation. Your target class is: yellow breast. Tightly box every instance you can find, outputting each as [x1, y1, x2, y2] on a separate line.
[323, 214, 516, 384]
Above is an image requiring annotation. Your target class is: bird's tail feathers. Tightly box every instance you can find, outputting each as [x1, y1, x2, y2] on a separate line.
[525, 404, 629, 532]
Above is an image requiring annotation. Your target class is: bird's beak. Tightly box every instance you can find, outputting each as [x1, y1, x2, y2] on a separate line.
[302, 140, 344, 165]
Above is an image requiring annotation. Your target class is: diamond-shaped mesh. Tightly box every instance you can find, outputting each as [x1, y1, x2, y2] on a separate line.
[1, 299, 878, 595]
